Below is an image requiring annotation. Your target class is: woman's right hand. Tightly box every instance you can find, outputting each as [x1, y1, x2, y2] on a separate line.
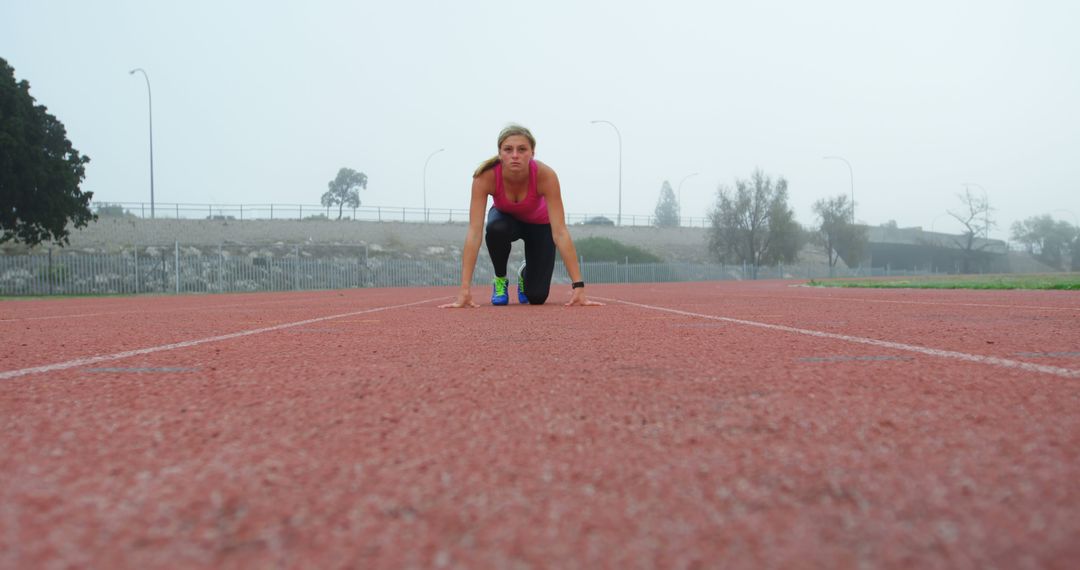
[439, 290, 479, 308]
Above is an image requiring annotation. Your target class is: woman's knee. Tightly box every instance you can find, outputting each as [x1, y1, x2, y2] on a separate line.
[526, 286, 550, 305]
[485, 219, 513, 241]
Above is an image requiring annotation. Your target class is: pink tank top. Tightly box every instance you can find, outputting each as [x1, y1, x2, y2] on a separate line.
[491, 160, 550, 224]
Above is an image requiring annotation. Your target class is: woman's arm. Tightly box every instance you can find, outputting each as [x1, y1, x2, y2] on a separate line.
[538, 164, 603, 307]
[439, 176, 489, 308]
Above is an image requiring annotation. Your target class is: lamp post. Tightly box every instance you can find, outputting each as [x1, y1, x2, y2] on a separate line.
[677, 172, 699, 227]
[823, 156, 854, 224]
[129, 68, 155, 218]
[962, 182, 989, 239]
[590, 120, 622, 226]
[423, 148, 444, 223]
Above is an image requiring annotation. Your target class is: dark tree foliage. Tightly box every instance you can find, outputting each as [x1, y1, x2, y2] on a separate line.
[653, 180, 678, 227]
[574, 236, 662, 263]
[1011, 215, 1079, 271]
[707, 169, 802, 278]
[812, 194, 867, 275]
[0, 58, 94, 246]
[321, 167, 367, 220]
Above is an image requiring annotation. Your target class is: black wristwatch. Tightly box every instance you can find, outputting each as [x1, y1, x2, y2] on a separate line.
[572, 281, 585, 289]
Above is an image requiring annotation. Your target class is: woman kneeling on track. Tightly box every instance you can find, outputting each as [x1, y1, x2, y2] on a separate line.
[440, 124, 602, 309]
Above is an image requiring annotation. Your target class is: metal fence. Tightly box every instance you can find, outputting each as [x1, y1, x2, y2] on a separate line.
[91, 201, 713, 228]
[0, 244, 927, 297]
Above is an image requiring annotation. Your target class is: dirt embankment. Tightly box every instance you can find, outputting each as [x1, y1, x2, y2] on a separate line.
[3, 218, 723, 263]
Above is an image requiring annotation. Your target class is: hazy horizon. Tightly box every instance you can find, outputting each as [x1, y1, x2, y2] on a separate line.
[3, 0, 1077, 240]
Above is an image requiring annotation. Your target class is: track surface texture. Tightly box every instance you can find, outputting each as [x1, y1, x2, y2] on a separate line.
[2, 281, 1078, 569]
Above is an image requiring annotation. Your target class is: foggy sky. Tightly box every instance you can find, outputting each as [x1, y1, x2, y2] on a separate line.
[3, 0, 1078, 239]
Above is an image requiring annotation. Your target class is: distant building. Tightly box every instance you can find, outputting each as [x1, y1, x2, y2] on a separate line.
[854, 226, 1009, 274]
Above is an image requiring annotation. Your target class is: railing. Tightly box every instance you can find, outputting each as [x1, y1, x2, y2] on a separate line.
[90, 201, 713, 228]
[0, 244, 932, 297]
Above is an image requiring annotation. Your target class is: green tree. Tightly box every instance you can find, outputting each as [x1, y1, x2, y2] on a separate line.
[707, 169, 802, 278]
[653, 180, 678, 227]
[321, 168, 367, 220]
[1011, 215, 1078, 271]
[812, 194, 867, 276]
[0, 58, 94, 246]
[946, 187, 996, 273]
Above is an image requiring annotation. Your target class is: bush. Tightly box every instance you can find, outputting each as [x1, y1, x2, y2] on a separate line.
[574, 237, 662, 263]
[95, 203, 134, 218]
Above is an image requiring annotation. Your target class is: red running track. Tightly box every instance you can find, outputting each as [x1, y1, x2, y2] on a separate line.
[1, 281, 1078, 568]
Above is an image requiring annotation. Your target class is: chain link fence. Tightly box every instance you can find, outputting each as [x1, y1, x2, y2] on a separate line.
[0, 243, 921, 297]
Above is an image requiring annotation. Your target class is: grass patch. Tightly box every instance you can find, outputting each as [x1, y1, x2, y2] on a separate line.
[807, 273, 1080, 290]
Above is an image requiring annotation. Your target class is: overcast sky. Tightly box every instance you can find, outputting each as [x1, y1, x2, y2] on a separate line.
[3, 0, 1077, 239]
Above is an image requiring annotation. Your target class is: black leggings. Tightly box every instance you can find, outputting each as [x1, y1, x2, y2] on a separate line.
[485, 208, 556, 305]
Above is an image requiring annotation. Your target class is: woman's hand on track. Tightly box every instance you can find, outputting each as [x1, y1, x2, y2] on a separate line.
[440, 291, 479, 308]
[565, 288, 604, 307]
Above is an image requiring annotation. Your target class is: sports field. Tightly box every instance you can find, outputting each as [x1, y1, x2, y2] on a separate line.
[2, 281, 1078, 568]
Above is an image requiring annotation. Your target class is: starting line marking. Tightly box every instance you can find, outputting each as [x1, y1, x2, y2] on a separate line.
[598, 296, 1080, 379]
[0, 297, 443, 381]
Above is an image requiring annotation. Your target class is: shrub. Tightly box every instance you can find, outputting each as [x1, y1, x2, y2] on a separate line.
[574, 237, 662, 263]
[95, 203, 133, 218]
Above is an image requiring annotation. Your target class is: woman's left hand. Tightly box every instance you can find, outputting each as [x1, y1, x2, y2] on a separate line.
[565, 288, 604, 307]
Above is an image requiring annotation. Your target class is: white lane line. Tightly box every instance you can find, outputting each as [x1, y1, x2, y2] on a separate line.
[597, 296, 1080, 379]
[0, 297, 445, 381]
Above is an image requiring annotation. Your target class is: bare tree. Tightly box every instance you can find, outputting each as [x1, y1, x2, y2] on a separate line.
[947, 188, 995, 273]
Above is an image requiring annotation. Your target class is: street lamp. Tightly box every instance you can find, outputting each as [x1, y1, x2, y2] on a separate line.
[591, 120, 622, 226]
[677, 172, 699, 227]
[962, 183, 989, 239]
[129, 68, 155, 218]
[823, 156, 854, 224]
[423, 148, 444, 223]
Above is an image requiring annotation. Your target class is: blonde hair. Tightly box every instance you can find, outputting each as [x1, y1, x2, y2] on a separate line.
[473, 124, 537, 178]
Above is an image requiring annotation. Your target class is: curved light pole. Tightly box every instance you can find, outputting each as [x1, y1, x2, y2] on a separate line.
[591, 120, 622, 226]
[129, 68, 155, 218]
[677, 172, 699, 227]
[823, 156, 854, 224]
[962, 182, 989, 239]
[423, 148, 444, 223]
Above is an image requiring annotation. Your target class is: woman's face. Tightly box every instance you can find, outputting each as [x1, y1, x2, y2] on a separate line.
[499, 135, 534, 173]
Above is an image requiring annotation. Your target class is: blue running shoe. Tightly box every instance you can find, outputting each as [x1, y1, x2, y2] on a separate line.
[516, 261, 529, 304]
[491, 276, 509, 305]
